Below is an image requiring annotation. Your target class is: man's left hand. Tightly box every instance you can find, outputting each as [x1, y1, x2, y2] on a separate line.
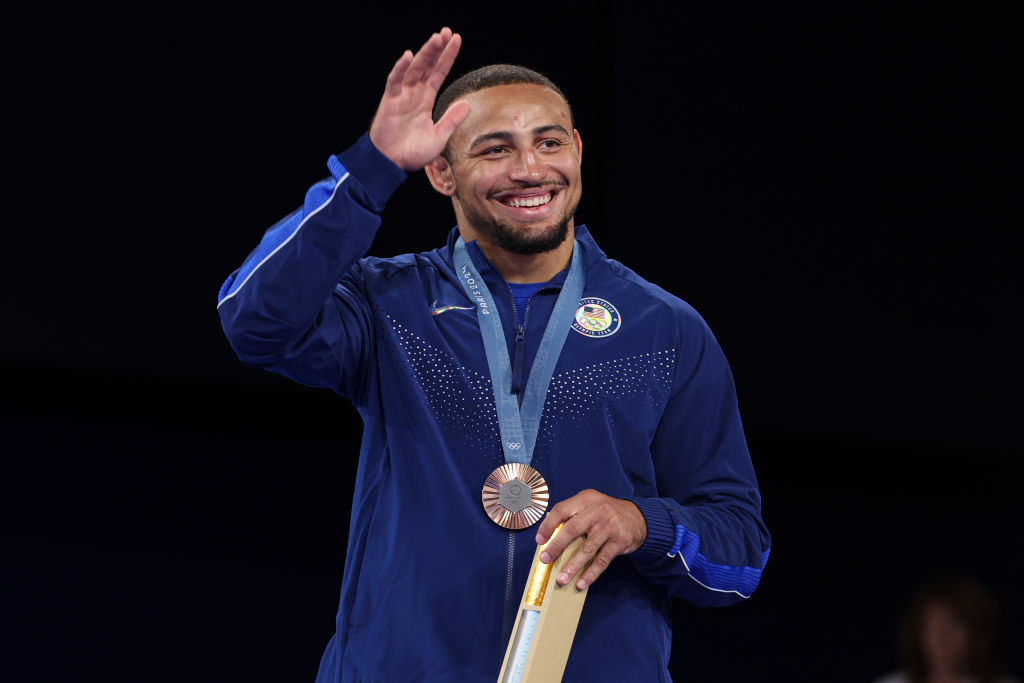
[534, 490, 648, 590]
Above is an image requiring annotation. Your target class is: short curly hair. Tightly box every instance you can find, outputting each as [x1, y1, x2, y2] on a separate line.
[432, 64, 574, 158]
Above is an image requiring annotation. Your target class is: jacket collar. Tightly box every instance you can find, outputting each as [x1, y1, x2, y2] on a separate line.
[442, 224, 605, 283]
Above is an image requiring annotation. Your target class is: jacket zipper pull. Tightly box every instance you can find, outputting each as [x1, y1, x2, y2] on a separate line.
[511, 324, 526, 396]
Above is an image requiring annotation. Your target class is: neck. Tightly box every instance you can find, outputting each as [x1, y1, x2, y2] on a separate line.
[462, 225, 576, 284]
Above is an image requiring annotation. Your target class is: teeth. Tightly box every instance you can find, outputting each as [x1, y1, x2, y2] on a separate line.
[504, 192, 552, 208]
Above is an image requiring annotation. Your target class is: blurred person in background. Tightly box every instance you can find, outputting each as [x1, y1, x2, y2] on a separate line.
[874, 575, 1018, 683]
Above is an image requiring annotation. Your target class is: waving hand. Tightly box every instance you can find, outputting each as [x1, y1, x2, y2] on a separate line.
[369, 28, 470, 171]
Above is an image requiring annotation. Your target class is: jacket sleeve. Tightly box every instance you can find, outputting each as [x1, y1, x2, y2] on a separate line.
[216, 134, 406, 402]
[627, 307, 771, 607]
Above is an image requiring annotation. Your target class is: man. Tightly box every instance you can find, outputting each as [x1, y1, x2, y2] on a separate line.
[218, 27, 770, 682]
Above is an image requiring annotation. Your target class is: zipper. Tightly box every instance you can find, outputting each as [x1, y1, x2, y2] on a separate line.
[506, 284, 551, 400]
[501, 531, 516, 644]
[493, 255, 564, 646]
[506, 281, 527, 397]
[511, 323, 527, 396]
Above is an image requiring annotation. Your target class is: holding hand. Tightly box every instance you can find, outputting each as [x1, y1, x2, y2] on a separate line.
[535, 490, 649, 590]
[369, 28, 471, 171]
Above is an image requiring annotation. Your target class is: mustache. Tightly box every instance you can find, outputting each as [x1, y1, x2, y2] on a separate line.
[487, 180, 567, 199]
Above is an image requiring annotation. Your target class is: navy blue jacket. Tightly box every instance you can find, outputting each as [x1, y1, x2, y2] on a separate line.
[218, 134, 770, 682]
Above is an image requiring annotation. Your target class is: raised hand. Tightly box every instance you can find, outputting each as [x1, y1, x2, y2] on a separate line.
[534, 489, 648, 590]
[369, 28, 471, 171]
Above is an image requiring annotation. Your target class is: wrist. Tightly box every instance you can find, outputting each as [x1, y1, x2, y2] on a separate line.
[334, 133, 408, 211]
[367, 128, 404, 169]
[627, 497, 677, 558]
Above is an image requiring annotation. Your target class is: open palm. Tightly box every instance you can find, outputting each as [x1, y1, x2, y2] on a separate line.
[369, 28, 471, 171]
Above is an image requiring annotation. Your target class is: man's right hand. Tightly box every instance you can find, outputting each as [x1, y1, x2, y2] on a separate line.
[368, 28, 471, 171]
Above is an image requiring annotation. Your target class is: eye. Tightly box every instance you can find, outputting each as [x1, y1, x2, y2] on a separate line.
[484, 146, 506, 154]
[539, 139, 560, 149]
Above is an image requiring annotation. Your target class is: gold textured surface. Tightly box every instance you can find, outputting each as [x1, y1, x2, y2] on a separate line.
[525, 524, 564, 606]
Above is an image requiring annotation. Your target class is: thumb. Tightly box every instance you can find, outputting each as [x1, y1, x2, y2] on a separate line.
[433, 100, 471, 147]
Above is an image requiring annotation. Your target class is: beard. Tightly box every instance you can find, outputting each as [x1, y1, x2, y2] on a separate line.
[456, 185, 579, 255]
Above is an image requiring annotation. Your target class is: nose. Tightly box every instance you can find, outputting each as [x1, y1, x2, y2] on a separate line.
[510, 148, 544, 183]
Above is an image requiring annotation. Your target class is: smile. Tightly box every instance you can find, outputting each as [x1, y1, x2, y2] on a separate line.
[500, 192, 554, 208]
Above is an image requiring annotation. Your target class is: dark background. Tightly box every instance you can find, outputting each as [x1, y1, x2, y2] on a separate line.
[3, 3, 1020, 681]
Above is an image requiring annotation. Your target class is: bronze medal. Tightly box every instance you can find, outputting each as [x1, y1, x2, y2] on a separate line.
[481, 463, 549, 530]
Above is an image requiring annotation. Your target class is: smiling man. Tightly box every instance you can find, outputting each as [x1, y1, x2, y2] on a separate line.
[425, 81, 582, 275]
[218, 28, 770, 683]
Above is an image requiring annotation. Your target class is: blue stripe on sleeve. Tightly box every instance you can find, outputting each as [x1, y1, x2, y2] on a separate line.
[669, 524, 769, 599]
[216, 173, 349, 308]
[327, 154, 347, 180]
[217, 207, 303, 306]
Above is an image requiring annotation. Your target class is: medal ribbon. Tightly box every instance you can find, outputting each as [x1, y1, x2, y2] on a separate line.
[453, 238, 585, 466]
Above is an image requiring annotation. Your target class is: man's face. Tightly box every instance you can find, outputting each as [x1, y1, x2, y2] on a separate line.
[434, 83, 582, 255]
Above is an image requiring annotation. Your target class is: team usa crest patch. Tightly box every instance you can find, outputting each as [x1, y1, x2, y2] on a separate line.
[572, 297, 621, 338]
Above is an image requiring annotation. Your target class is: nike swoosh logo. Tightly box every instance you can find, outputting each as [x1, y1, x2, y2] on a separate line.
[429, 299, 475, 316]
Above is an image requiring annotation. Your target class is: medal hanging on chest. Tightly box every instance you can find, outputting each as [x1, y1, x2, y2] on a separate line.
[481, 462, 549, 530]
[453, 238, 585, 530]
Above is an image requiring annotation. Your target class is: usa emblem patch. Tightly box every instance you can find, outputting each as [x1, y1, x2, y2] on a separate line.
[572, 297, 621, 338]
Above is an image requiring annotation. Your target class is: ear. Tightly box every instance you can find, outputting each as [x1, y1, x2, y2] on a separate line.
[573, 129, 583, 166]
[425, 156, 457, 197]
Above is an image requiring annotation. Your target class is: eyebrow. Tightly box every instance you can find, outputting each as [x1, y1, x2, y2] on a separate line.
[468, 124, 572, 149]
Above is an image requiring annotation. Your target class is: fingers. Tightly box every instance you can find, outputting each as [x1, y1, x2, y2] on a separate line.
[535, 492, 590, 564]
[426, 31, 462, 92]
[404, 31, 440, 84]
[557, 513, 625, 590]
[535, 495, 579, 550]
[405, 28, 456, 87]
[433, 99, 471, 143]
[384, 50, 414, 97]
[371, 29, 463, 169]
[535, 490, 649, 590]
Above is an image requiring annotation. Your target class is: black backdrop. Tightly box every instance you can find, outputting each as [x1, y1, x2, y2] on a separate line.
[4, 4, 1020, 681]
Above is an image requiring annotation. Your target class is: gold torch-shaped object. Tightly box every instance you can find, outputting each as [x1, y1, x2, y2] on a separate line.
[498, 525, 590, 683]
